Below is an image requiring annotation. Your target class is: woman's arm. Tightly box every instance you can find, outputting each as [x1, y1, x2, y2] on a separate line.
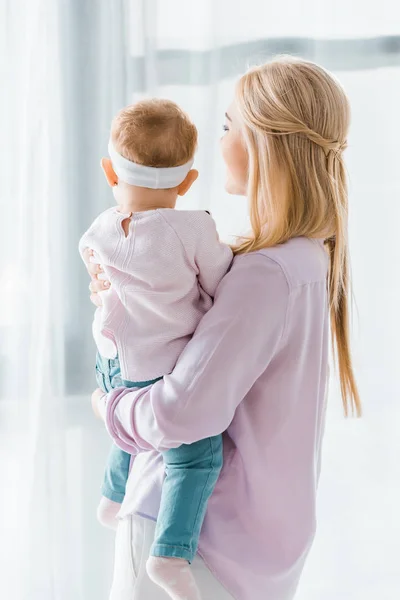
[105, 254, 290, 454]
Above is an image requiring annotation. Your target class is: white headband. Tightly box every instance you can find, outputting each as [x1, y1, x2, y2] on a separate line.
[108, 141, 194, 189]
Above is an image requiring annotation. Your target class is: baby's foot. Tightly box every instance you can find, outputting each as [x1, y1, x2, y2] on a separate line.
[147, 556, 202, 600]
[96, 496, 120, 530]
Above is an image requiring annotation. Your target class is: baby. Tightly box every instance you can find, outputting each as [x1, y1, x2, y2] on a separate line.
[79, 99, 233, 600]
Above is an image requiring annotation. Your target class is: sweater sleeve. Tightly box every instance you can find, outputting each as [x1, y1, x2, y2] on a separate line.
[78, 216, 101, 261]
[78, 208, 114, 261]
[194, 213, 233, 297]
[105, 253, 290, 454]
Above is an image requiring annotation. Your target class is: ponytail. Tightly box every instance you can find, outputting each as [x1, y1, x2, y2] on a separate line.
[325, 151, 361, 416]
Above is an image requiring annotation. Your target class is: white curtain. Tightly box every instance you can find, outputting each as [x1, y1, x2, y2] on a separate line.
[2, 1, 399, 599]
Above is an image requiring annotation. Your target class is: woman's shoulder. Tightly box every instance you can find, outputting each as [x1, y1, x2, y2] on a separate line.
[232, 237, 328, 291]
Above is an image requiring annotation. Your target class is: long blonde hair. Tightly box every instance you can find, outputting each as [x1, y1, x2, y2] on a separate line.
[235, 56, 361, 416]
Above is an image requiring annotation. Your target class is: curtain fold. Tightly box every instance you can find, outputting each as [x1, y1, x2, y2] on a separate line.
[2, 1, 399, 599]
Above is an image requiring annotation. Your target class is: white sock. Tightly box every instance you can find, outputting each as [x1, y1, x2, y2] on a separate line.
[146, 556, 202, 600]
[96, 496, 120, 531]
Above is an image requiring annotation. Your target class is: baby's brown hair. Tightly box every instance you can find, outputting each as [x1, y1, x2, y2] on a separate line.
[111, 99, 198, 168]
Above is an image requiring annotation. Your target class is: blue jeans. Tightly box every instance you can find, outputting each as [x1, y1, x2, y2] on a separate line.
[95, 353, 223, 562]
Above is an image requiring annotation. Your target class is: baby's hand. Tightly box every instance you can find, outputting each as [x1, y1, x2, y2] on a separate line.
[91, 388, 106, 421]
[82, 248, 111, 307]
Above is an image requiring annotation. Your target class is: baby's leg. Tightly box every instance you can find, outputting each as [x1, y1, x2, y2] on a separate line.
[146, 435, 223, 600]
[95, 353, 130, 529]
[98, 444, 132, 530]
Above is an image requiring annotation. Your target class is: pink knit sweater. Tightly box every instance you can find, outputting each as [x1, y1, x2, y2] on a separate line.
[79, 207, 233, 381]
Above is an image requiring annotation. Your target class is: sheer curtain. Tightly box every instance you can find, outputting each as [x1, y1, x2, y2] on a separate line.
[2, 1, 399, 599]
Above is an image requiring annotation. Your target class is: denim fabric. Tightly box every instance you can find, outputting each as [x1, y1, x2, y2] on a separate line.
[102, 443, 132, 503]
[154, 435, 223, 562]
[96, 353, 159, 503]
[96, 352, 223, 561]
[95, 353, 124, 391]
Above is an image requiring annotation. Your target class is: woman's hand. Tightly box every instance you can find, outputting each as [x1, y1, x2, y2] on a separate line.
[91, 388, 106, 421]
[82, 248, 110, 307]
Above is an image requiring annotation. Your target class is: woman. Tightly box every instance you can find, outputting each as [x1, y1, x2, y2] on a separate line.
[86, 56, 360, 600]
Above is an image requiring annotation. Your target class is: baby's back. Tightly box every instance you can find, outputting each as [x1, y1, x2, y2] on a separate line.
[80, 208, 232, 382]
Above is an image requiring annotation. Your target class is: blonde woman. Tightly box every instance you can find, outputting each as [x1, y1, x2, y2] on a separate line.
[87, 56, 360, 600]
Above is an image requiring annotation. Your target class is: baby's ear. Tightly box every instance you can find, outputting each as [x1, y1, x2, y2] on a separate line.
[177, 169, 199, 197]
[101, 158, 118, 187]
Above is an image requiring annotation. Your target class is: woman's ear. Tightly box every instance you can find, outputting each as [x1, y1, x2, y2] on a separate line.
[101, 158, 118, 187]
[177, 169, 199, 197]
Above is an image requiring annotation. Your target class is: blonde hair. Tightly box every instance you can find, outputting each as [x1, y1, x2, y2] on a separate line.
[111, 99, 197, 168]
[235, 56, 361, 417]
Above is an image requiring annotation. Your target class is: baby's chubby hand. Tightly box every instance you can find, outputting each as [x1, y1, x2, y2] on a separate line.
[82, 248, 111, 307]
[91, 388, 107, 421]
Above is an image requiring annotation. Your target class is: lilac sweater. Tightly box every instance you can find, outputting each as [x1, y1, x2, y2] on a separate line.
[104, 237, 330, 600]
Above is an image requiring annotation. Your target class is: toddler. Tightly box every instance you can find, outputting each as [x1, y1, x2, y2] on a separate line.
[79, 99, 233, 600]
